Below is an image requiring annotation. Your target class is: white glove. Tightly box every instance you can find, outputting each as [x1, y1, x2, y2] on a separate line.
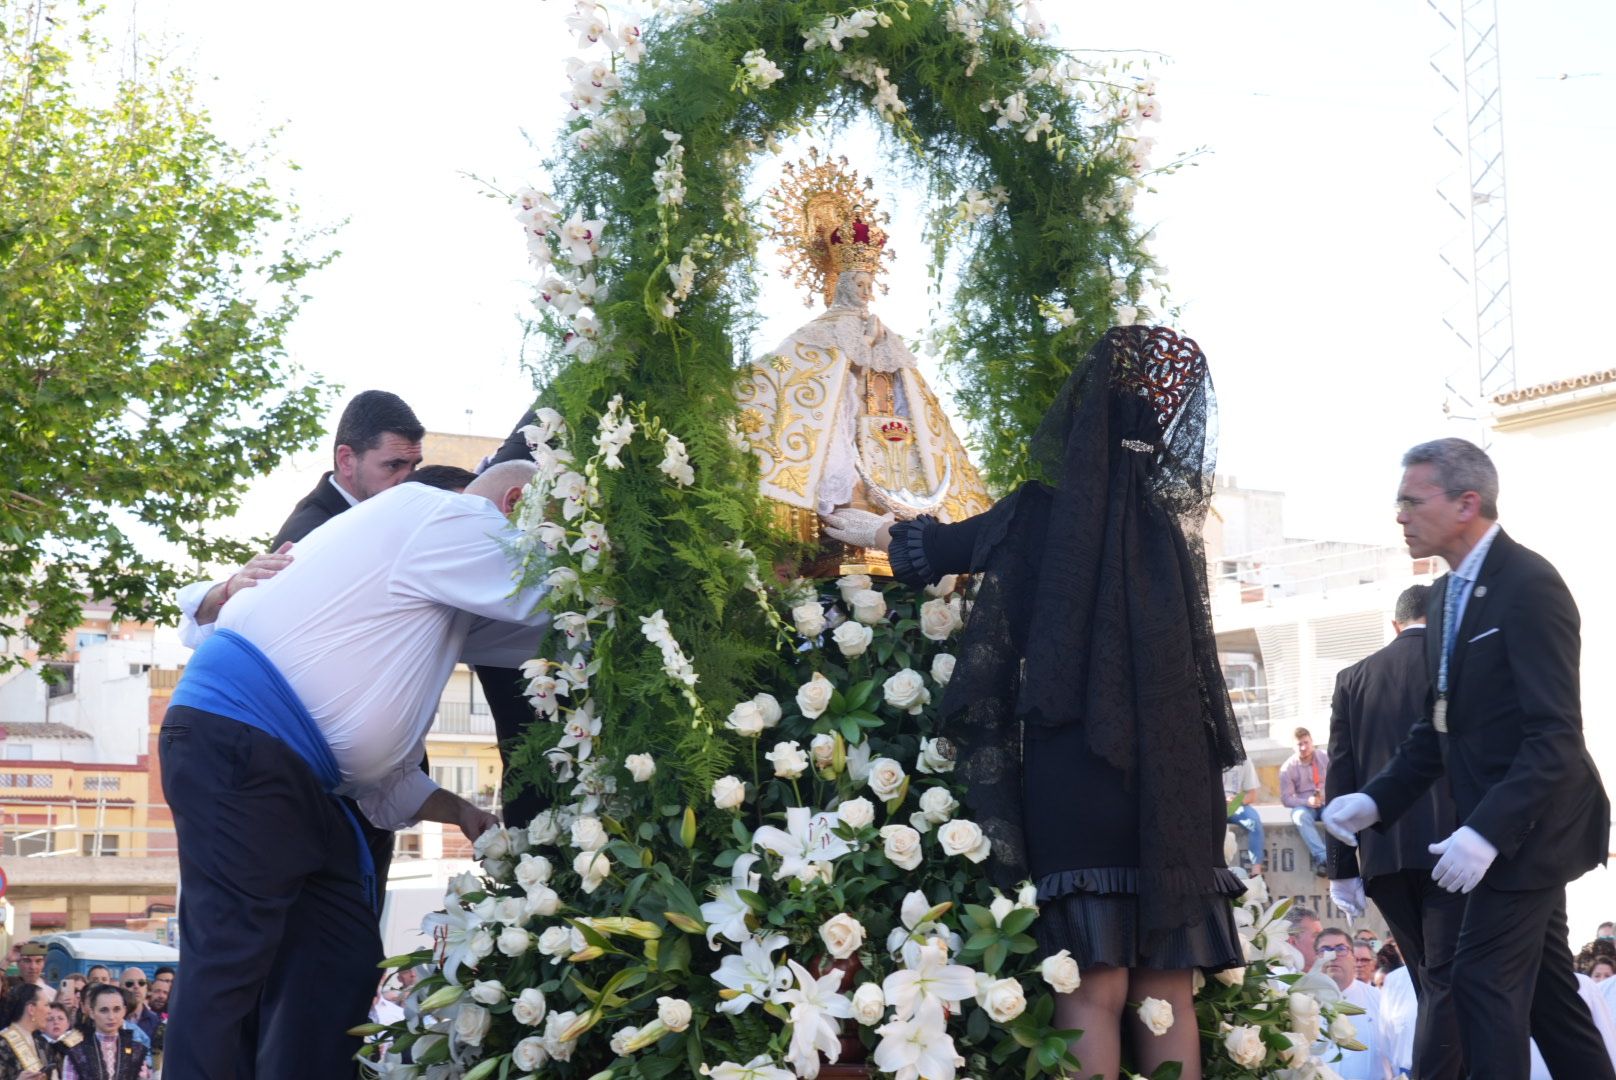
[1329, 877, 1367, 920]
[820, 508, 895, 549]
[1321, 793, 1380, 846]
[1429, 825, 1498, 894]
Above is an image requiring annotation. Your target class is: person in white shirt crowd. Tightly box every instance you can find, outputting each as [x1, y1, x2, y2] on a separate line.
[159, 460, 549, 1079]
[1528, 973, 1616, 1080]
[1287, 907, 1324, 973]
[1223, 757, 1263, 870]
[1313, 927, 1389, 1080]
[1379, 959, 1418, 1078]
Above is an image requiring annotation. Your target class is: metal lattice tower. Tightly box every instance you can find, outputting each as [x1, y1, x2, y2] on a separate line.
[1429, 0, 1517, 433]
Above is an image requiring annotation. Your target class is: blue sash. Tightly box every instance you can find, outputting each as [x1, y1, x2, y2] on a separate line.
[171, 629, 377, 908]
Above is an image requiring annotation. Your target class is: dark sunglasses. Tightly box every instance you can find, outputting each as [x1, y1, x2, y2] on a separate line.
[124, 979, 147, 987]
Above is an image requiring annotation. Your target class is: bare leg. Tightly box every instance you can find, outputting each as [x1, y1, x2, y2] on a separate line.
[1053, 963, 1129, 1079]
[1127, 968, 1201, 1080]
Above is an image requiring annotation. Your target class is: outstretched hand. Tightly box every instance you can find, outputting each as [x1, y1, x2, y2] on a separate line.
[820, 508, 895, 551]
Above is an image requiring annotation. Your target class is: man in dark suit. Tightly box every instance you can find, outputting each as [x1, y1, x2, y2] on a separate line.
[1324, 437, 1612, 1079]
[1326, 583, 1464, 1079]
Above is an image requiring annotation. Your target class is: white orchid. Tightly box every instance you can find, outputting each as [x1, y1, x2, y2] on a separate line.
[557, 701, 601, 760]
[569, 520, 611, 570]
[775, 960, 855, 1079]
[712, 933, 792, 1015]
[659, 434, 695, 487]
[558, 210, 604, 264]
[752, 807, 852, 882]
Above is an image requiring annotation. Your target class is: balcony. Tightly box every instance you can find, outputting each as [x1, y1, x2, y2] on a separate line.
[430, 700, 496, 737]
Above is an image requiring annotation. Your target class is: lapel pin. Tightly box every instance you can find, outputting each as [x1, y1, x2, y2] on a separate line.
[1474, 585, 1487, 598]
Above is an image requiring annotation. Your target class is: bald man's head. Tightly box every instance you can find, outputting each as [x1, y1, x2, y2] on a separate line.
[466, 460, 538, 516]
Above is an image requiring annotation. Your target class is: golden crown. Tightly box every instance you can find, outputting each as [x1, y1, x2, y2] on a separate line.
[766, 148, 893, 307]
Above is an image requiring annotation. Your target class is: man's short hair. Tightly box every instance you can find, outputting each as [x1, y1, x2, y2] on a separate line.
[406, 465, 477, 492]
[333, 390, 425, 457]
[153, 965, 175, 978]
[1402, 437, 1499, 519]
[1316, 926, 1352, 946]
[1395, 584, 1431, 625]
[1293, 726, 1311, 741]
[1287, 906, 1320, 931]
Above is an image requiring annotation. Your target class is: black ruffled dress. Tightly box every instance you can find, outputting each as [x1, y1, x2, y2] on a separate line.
[888, 326, 1246, 971]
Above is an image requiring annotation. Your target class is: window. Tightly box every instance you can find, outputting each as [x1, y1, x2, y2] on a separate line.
[81, 835, 119, 857]
[1, 745, 34, 761]
[82, 776, 121, 792]
[0, 773, 51, 788]
[396, 833, 422, 857]
[430, 764, 477, 797]
[3, 832, 50, 857]
[75, 632, 109, 650]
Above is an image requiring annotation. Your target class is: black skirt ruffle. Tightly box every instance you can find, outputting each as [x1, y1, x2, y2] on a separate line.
[1033, 865, 1247, 972]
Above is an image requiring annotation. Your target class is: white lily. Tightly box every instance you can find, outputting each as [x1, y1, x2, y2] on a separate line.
[705, 1055, 796, 1080]
[700, 853, 761, 948]
[882, 939, 977, 1021]
[873, 998, 959, 1080]
[712, 933, 791, 1015]
[421, 901, 487, 986]
[752, 807, 852, 882]
[775, 960, 855, 1079]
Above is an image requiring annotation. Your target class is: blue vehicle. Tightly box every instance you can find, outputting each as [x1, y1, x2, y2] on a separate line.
[37, 929, 179, 984]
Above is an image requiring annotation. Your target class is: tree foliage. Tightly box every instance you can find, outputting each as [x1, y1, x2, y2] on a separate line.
[0, 1, 335, 667]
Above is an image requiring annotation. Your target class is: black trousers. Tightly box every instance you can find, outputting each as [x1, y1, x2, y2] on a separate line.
[160, 705, 382, 1080]
[476, 664, 549, 829]
[1449, 881, 1615, 1080]
[1367, 868, 1466, 1079]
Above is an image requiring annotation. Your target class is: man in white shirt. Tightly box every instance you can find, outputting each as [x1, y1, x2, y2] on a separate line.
[159, 461, 548, 1079]
[1314, 926, 1389, 1080]
[1223, 757, 1263, 870]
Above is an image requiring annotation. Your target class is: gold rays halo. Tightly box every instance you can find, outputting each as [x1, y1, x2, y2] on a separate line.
[764, 147, 895, 307]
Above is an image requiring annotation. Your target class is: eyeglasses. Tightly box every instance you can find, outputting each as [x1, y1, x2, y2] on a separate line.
[123, 979, 146, 987]
[1394, 489, 1467, 515]
[1316, 944, 1352, 957]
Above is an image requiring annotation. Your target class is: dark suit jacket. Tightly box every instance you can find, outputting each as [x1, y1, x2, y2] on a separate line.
[1362, 530, 1610, 889]
[492, 409, 539, 467]
[1327, 625, 1456, 881]
[271, 471, 353, 548]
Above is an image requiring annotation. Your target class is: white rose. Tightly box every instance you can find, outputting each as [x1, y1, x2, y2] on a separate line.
[1278, 1030, 1310, 1067]
[1213, 965, 1246, 987]
[573, 849, 612, 892]
[765, 740, 809, 779]
[512, 1035, 548, 1071]
[930, 652, 956, 686]
[493, 897, 525, 926]
[505, 825, 531, 856]
[917, 786, 958, 824]
[1137, 996, 1174, 1036]
[1288, 993, 1321, 1042]
[851, 981, 886, 1025]
[751, 692, 782, 727]
[938, 818, 992, 863]
[481, 856, 511, 881]
[726, 700, 768, 737]
[796, 673, 835, 719]
[475, 827, 511, 862]
[882, 668, 930, 714]
[1016, 882, 1039, 909]
[526, 809, 563, 847]
[1329, 1013, 1358, 1044]
[810, 732, 838, 772]
[571, 816, 609, 851]
[625, 753, 657, 781]
[916, 736, 955, 774]
[837, 573, 873, 606]
[537, 926, 573, 959]
[656, 996, 692, 1032]
[454, 1003, 492, 1046]
[819, 913, 867, 959]
[1040, 950, 1082, 993]
[609, 1026, 640, 1056]
[983, 977, 1027, 1023]
[880, 824, 924, 870]
[468, 928, 495, 960]
[447, 871, 480, 897]
[1223, 1024, 1265, 1069]
[524, 886, 560, 919]
[866, 758, 907, 805]
[918, 596, 963, 641]
[837, 797, 875, 829]
[512, 986, 548, 1026]
[515, 854, 554, 891]
[469, 979, 506, 1005]
[989, 895, 1015, 925]
[849, 588, 887, 625]
[832, 621, 874, 657]
[543, 1010, 580, 1061]
[792, 602, 827, 638]
[924, 574, 958, 598]
[497, 926, 532, 957]
[712, 775, 747, 810]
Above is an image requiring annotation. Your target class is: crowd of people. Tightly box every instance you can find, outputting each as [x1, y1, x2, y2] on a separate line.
[0, 947, 170, 1078]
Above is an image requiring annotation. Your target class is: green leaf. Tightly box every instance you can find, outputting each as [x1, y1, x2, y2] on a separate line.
[1000, 908, 1037, 936]
[845, 678, 877, 711]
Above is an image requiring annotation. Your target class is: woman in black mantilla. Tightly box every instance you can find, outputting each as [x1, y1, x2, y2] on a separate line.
[0, 982, 54, 1079]
[823, 325, 1247, 1079]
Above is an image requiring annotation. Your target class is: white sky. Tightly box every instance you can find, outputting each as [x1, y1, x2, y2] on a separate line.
[126, 0, 1614, 552]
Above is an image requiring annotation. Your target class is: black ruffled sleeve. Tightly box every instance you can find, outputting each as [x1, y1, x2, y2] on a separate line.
[888, 514, 988, 589]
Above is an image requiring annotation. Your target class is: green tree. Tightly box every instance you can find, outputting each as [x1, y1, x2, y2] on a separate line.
[0, 1, 334, 668]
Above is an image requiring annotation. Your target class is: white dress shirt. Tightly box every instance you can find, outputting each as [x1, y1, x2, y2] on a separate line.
[1529, 973, 1616, 1078]
[1377, 965, 1416, 1075]
[1319, 979, 1389, 1080]
[209, 483, 548, 829]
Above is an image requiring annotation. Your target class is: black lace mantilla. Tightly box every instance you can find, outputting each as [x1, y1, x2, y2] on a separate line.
[927, 326, 1246, 949]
